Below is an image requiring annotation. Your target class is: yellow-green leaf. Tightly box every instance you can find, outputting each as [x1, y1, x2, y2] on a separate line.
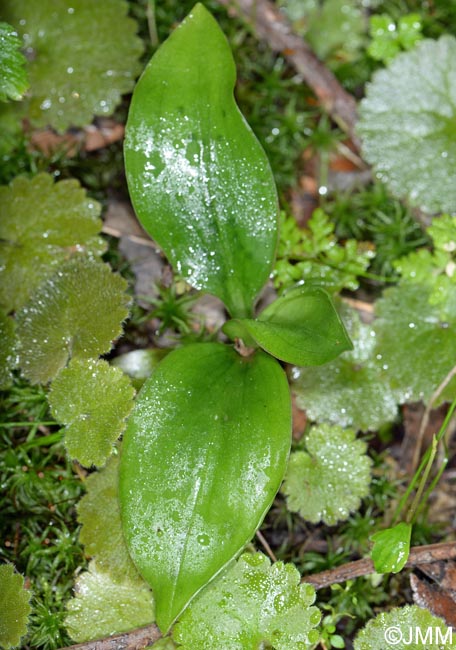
[16, 256, 130, 384]
[0, 564, 31, 649]
[49, 359, 135, 467]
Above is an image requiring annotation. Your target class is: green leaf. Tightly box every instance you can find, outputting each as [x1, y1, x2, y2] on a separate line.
[292, 306, 398, 431]
[2, 0, 143, 132]
[0, 310, 15, 390]
[0, 173, 105, 312]
[0, 22, 28, 102]
[370, 523, 411, 574]
[305, 0, 365, 64]
[224, 287, 352, 366]
[112, 348, 167, 389]
[78, 454, 140, 581]
[49, 359, 135, 467]
[65, 561, 154, 644]
[282, 424, 372, 525]
[124, 4, 278, 318]
[17, 256, 130, 384]
[374, 284, 456, 404]
[273, 210, 374, 294]
[354, 605, 455, 650]
[0, 563, 31, 649]
[120, 343, 291, 632]
[358, 36, 456, 213]
[173, 552, 321, 650]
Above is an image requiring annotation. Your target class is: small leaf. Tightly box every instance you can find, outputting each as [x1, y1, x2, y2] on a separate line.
[124, 4, 278, 318]
[354, 604, 455, 650]
[120, 343, 291, 632]
[0, 563, 31, 649]
[16, 256, 130, 384]
[112, 348, 167, 389]
[371, 523, 411, 574]
[224, 287, 352, 366]
[78, 454, 139, 580]
[0, 310, 15, 390]
[292, 306, 398, 431]
[282, 424, 372, 525]
[0, 173, 105, 312]
[65, 561, 154, 644]
[358, 36, 456, 213]
[49, 359, 135, 467]
[2, 0, 143, 132]
[0, 22, 29, 102]
[173, 552, 321, 650]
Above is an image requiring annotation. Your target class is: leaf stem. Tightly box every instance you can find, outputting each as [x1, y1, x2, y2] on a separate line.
[392, 394, 456, 524]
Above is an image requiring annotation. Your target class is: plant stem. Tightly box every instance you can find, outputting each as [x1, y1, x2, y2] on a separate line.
[393, 395, 456, 524]
[405, 436, 437, 525]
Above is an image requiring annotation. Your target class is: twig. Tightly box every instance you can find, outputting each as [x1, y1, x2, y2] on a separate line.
[256, 529, 278, 562]
[60, 624, 162, 650]
[411, 363, 456, 472]
[217, 0, 360, 148]
[303, 541, 456, 589]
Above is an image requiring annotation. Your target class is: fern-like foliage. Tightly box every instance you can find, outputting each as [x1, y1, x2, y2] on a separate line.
[273, 209, 374, 294]
[0, 22, 29, 102]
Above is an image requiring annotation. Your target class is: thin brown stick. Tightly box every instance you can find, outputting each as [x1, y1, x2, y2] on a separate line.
[303, 541, 456, 589]
[256, 529, 278, 562]
[60, 623, 162, 650]
[218, 0, 360, 148]
[411, 364, 456, 472]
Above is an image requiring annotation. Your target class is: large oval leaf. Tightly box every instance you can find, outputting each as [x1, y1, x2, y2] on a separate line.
[124, 4, 279, 318]
[119, 343, 291, 632]
[223, 287, 352, 366]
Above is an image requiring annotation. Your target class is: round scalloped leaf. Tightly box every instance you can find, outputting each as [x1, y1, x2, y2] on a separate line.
[354, 605, 455, 650]
[65, 561, 154, 644]
[0, 563, 31, 649]
[1, 0, 143, 132]
[124, 4, 278, 318]
[0, 173, 105, 313]
[0, 22, 29, 102]
[282, 424, 372, 525]
[292, 307, 398, 431]
[374, 283, 456, 404]
[77, 454, 139, 579]
[16, 256, 130, 384]
[0, 310, 15, 390]
[173, 552, 320, 650]
[49, 359, 135, 467]
[120, 343, 291, 632]
[358, 36, 456, 213]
